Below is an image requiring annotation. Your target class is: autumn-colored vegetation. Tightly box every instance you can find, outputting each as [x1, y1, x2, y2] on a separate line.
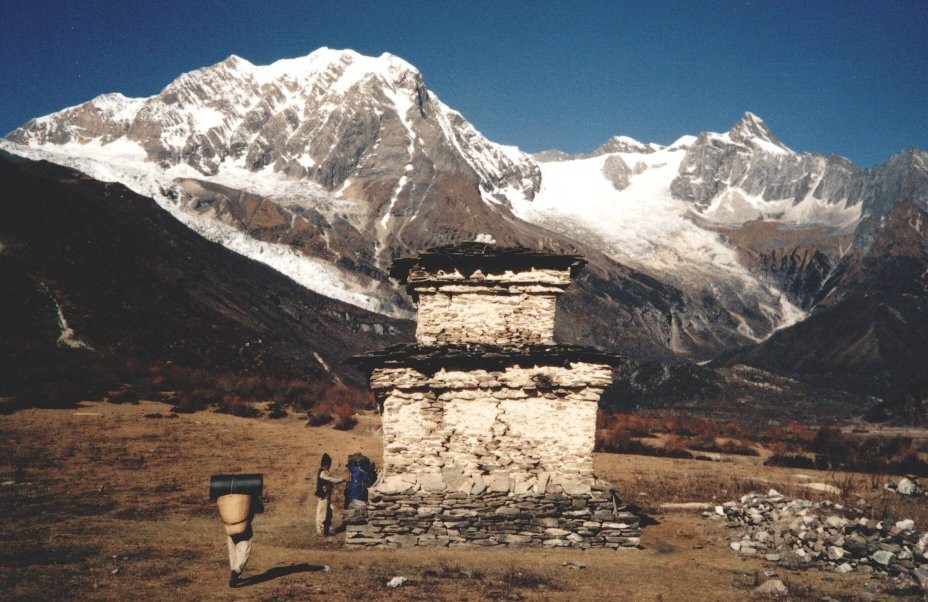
[595, 411, 928, 477]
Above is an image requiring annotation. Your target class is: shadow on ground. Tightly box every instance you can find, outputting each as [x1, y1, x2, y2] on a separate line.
[239, 563, 328, 587]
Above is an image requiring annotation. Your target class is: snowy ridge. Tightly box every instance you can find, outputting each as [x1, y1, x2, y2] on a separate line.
[433, 98, 538, 205]
[0, 138, 412, 319]
[714, 112, 793, 155]
[510, 146, 808, 338]
[11, 47, 537, 205]
[4, 48, 544, 317]
[673, 114, 865, 231]
[10, 49, 922, 357]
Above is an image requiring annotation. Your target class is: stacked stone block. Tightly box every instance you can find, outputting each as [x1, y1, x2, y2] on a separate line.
[371, 363, 610, 494]
[346, 488, 640, 549]
[411, 267, 570, 346]
[350, 243, 636, 548]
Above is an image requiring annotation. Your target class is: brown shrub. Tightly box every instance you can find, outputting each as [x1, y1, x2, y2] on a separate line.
[216, 394, 260, 418]
[763, 453, 817, 469]
[689, 438, 759, 457]
[307, 412, 333, 427]
[333, 415, 358, 431]
[595, 429, 693, 459]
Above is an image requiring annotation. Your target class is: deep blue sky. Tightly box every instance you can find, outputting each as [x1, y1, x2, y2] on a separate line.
[1, 0, 925, 167]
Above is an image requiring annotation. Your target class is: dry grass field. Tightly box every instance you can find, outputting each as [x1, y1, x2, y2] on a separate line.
[1, 400, 924, 601]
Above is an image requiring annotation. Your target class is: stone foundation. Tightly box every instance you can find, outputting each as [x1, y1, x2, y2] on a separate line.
[345, 487, 640, 549]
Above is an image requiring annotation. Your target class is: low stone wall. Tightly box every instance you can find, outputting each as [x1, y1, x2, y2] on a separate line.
[345, 487, 641, 549]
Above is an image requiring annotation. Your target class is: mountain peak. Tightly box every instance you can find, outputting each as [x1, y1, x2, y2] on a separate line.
[250, 47, 421, 91]
[593, 135, 655, 155]
[726, 112, 792, 155]
[220, 54, 250, 69]
[885, 147, 928, 169]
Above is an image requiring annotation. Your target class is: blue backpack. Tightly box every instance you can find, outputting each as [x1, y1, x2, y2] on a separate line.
[345, 453, 376, 504]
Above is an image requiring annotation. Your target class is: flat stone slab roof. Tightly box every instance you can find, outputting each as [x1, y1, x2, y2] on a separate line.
[388, 243, 586, 283]
[349, 343, 625, 373]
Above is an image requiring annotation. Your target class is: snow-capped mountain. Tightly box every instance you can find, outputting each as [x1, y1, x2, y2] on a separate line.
[6, 48, 539, 317]
[10, 49, 538, 203]
[4, 49, 928, 402]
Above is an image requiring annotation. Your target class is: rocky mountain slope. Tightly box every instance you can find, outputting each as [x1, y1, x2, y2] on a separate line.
[4, 48, 928, 408]
[719, 202, 928, 396]
[2, 49, 792, 363]
[0, 149, 412, 403]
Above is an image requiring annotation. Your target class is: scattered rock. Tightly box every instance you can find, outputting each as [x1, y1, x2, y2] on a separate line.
[562, 560, 587, 570]
[715, 490, 927, 590]
[896, 478, 918, 496]
[825, 515, 848, 529]
[754, 578, 788, 596]
[871, 550, 895, 566]
[914, 567, 928, 589]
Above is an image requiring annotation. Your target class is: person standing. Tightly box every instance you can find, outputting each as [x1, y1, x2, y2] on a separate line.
[315, 453, 346, 536]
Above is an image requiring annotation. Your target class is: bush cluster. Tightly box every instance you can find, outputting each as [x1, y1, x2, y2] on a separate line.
[0, 342, 375, 423]
[765, 426, 928, 476]
[596, 411, 928, 477]
[595, 412, 760, 458]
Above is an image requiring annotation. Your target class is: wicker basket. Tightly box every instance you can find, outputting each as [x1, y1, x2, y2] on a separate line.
[217, 493, 251, 536]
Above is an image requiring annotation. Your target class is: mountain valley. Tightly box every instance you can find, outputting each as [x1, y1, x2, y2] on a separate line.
[3, 48, 927, 420]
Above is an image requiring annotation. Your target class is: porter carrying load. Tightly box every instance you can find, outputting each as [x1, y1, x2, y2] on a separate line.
[210, 474, 263, 536]
[210, 474, 264, 587]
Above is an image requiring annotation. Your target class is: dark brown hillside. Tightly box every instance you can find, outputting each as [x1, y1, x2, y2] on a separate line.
[0, 151, 414, 405]
[718, 203, 928, 402]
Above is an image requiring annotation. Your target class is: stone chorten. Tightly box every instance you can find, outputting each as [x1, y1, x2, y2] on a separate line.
[348, 242, 639, 549]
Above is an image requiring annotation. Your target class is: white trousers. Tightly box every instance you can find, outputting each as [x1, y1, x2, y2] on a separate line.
[316, 498, 331, 535]
[226, 535, 252, 573]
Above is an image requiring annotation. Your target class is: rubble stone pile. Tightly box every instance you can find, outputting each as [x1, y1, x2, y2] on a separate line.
[710, 490, 928, 591]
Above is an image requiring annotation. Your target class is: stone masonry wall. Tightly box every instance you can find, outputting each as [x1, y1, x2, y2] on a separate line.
[410, 268, 571, 345]
[370, 362, 611, 497]
[350, 360, 639, 549]
[345, 488, 641, 549]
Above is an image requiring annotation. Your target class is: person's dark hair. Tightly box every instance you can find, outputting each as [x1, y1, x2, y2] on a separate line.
[321, 453, 332, 468]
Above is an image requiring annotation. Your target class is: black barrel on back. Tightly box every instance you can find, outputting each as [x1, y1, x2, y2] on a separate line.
[209, 474, 263, 500]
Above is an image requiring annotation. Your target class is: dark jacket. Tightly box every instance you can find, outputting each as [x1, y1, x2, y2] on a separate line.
[315, 468, 338, 499]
